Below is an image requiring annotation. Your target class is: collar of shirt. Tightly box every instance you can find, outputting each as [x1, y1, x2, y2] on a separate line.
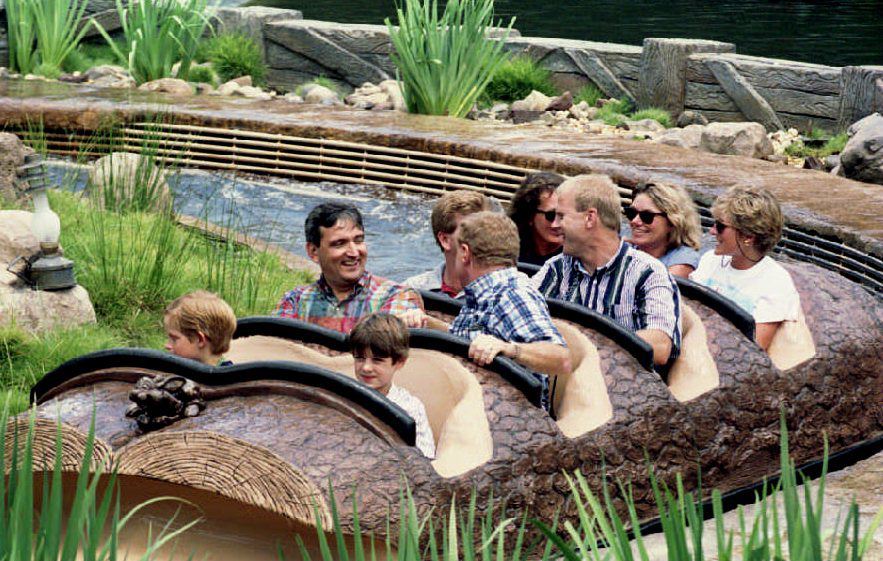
[462, 267, 518, 303]
[574, 239, 628, 278]
[316, 271, 372, 303]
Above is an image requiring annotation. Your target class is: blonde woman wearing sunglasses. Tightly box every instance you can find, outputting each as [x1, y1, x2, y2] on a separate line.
[689, 185, 801, 351]
[625, 182, 702, 278]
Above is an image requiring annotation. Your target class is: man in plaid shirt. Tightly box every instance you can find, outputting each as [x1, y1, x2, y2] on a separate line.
[274, 202, 423, 333]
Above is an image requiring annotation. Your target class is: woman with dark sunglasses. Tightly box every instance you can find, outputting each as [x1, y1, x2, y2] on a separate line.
[689, 185, 802, 351]
[625, 182, 702, 278]
[508, 172, 566, 266]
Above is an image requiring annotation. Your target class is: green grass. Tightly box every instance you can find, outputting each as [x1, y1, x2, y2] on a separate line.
[597, 98, 632, 126]
[482, 55, 559, 103]
[205, 32, 266, 87]
[4, 0, 91, 76]
[62, 41, 124, 73]
[785, 132, 848, 159]
[295, 76, 342, 97]
[574, 83, 603, 107]
[629, 107, 673, 128]
[187, 64, 219, 86]
[386, 0, 514, 118]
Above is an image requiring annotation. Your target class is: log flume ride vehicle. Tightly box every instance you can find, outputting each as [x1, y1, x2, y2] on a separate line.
[12, 257, 882, 559]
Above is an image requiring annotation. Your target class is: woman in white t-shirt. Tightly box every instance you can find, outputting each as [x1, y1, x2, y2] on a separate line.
[690, 185, 801, 351]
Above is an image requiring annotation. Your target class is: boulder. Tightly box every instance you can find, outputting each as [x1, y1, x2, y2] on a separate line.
[379, 80, 406, 111]
[545, 91, 573, 112]
[303, 85, 341, 105]
[699, 122, 774, 159]
[230, 75, 253, 87]
[568, 101, 596, 121]
[511, 90, 551, 112]
[510, 110, 544, 124]
[0, 133, 33, 202]
[623, 118, 666, 133]
[839, 113, 883, 185]
[346, 91, 389, 109]
[654, 124, 705, 149]
[0, 210, 96, 334]
[676, 110, 708, 127]
[138, 78, 194, 96]
[87, 152, 172, 212]
[236, 86, 274, 100]
[215, 80, 241, 96]
[84, 65, 134, 89]
[283, 93, 304, 103]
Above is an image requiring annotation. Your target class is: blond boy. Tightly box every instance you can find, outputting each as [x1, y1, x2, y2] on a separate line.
[163, 290, 236, 367]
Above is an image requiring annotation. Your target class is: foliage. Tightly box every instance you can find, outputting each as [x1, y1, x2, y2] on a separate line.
[785, 132, 848, 158]
[62, 41, 123, 73]
[538, 413, 882, 561]
[187, 64, 219, 86]
[4, 0, 91, 76]
[386, 0, 514, 118]
[630, 107, 673, 128]
[574, 83, 603, 107]
[0, 405, 199, 560]
[482, 55, 559, 103]
[91, 0, 215, 83]
[597, 98, 632, 126]
[206, 33, 267, 87]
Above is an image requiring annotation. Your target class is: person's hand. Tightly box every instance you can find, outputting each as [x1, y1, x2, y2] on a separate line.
[400, 308, 429, 329]
[468, 334, 514, 366]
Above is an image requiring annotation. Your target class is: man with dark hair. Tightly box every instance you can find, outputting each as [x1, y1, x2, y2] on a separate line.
[274, 202, 424, 333]
[404, 190, 491, 297]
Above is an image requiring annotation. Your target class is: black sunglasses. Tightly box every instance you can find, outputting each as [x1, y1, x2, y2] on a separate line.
[535, 209, 556, 222]
[623, 207, 666, 225]
[714, 220, 729, 232]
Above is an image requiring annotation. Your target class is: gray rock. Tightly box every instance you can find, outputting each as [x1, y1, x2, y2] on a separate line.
[699, 122, 774, 159]
[212, 6, 303, 44]
[215, 80, 241, 96]
[510, 110, 545, 124]
[654, 124, 705, 149]
[825, 154, 841, 171]
[138, 78, 194, 96]
[545, 91, 573, 112]
[623, 118, 666, 133]
[840, 112, 883, 185]
[83, 64, 129, 82]
[283, 93, 304, 103]
[511, 90, 552, 112]
[303, 84, 340, 104]
[0, 133, 32, 202]
[88, 152, 172, 212]
[236, 85, 274, 100]
[676, 110, 708, 127]
[379, 79, 405, 111]
[346, 91, 388, 109]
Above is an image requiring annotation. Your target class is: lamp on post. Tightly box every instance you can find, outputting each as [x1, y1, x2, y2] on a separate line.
[6, 153, 77, 290]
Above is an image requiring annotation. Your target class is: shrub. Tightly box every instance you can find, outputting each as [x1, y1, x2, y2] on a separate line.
[386, 0, 514, 118]
[91, 0, 215, 83]
[188, 64, 219, 86]
[62, 41, 121, 73]
[597, 98, 632, 126]
[630, 107, 673, 128]
[5, 0, 91, 75]
[785, 132, 848, 159]
[483, 55, 558, 103]
[574, 83, 603, 107]
[207, 32, 267, 86]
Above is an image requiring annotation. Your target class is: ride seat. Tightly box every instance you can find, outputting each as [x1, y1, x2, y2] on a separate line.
[766, 312, 816, 371]
[227, 336, 492, 477]
[666, 303, 719, 402]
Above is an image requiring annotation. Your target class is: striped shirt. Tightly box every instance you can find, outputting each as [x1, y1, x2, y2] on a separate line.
[532, 241, 681, 360]
[274, 271, 423, 333]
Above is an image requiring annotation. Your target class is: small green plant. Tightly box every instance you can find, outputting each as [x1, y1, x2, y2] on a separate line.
[4, 0, 91, 76]
[574, 83, 603, 107]
[785, 132, 848, 159]
[386, 0, 514, 118]
[62, 41, 122, 73]
[630, 107, 673, 128]
[91, 0, 215, 83]
[295, 77, 341, 97]
[206, 32, 267, 86]
[482, 55, 559, 103]
[597, 98, 632, 126]
[5, 0, 38, 74]
[187, 64, 219, 86]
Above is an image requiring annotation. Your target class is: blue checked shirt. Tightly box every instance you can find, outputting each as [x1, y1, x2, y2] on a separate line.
[532, 241, 681, 362]
[451, 268, 565, 347]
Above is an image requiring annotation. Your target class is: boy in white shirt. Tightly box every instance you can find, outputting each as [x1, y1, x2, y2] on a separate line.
[349, 313, 435, 459]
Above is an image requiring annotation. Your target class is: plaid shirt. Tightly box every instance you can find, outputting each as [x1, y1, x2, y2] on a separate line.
[532, 241, 681, 360]
[451, 267, 564, 346]
[274, 271, 423, 333]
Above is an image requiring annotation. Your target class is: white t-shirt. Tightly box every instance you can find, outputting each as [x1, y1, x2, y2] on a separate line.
[387, 385, 436, 459]
[689, 253, 801, 323]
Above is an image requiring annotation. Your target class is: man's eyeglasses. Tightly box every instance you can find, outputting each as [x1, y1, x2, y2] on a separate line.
[623, 207, 666, 225]
[535, 209, 556, 222]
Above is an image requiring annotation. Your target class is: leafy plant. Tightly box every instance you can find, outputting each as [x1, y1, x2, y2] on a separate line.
[386, 0, 515, 118]
[29, 0, 92, 77]
[187, 64, 219, 86]
[630, 107, 673, 128]
[5, 0, 38, 74]
[482, 55, 558, 103]
[785, 132, 848, 159]
[91, 0, 215, 83]
[206, 32, 266, 86]
[597, 98, 632, 126]
[62, 41, 123, 73]
[574, 83, 603, 107]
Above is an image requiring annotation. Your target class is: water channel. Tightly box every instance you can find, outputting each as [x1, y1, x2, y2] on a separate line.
[239, 0, 883, 67]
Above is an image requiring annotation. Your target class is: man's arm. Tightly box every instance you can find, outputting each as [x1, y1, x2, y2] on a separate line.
[635, 328, 673, 366]
[754, 321, 782, 351]
[399, 309, 450, 331]
[468, 334, 571, 376]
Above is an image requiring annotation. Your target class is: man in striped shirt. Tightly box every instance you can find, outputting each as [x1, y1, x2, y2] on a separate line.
[532, 175, 681, 368]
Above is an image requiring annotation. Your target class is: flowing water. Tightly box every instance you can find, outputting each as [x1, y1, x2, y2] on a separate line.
[239, 0, 883, 67]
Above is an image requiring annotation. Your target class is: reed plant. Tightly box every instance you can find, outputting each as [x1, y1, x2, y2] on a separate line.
[5, 0, 38, 74]
[386, 0, 514, 118]
[3, 0, 91, 76]
[91, 0, 215, 83]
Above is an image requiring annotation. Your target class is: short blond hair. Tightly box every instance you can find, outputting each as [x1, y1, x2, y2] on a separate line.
[164, 291, 236, 354]
[558, 174, 622, 232]
[712, 185, 784, 254]
[633, 182, 702, 250]
[431, 191, 491, 249]
[456, 211, 519, 268]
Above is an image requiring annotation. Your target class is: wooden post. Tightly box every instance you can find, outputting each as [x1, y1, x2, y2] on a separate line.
[838, 66, 883, 130]
[638, 38, 735, 114]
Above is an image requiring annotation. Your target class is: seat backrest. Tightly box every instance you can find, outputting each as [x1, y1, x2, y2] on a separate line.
[227, 336, 492, 477]
[766, 312, 816, 370]
[550, 320, 613, 438]
[667, 303, 720, 402]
